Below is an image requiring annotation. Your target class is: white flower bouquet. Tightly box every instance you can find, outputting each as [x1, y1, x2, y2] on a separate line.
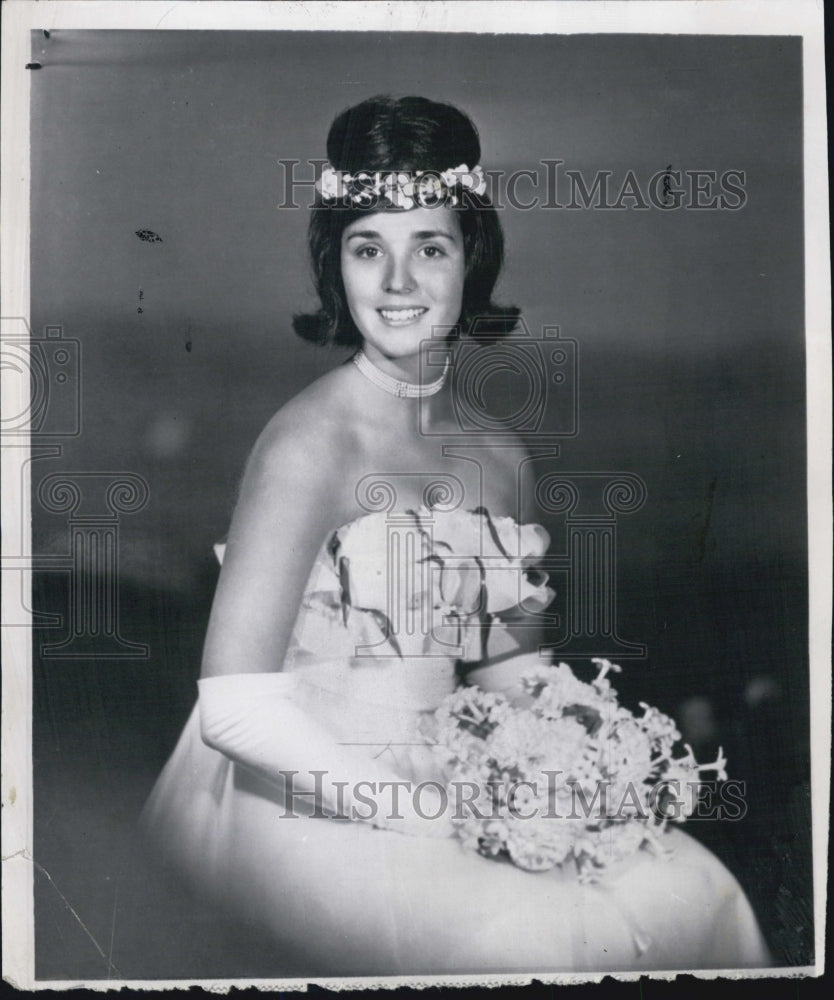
[426, 658, 728, 881]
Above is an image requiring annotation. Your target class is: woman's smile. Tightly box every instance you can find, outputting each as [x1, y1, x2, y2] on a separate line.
[377, 306, 429, 325]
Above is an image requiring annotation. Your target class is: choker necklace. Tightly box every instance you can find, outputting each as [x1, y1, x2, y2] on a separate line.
[352, 350, 449, 399]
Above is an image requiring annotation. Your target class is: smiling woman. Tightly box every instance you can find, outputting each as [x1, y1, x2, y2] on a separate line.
[139, 94, 771, 976]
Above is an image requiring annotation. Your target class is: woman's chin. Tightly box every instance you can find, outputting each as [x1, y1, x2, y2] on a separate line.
[362, 334, 433, 360]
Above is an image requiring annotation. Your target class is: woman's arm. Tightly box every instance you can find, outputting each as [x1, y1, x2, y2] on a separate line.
[200, 406, 345, 680]
[195, 404, 452, 836]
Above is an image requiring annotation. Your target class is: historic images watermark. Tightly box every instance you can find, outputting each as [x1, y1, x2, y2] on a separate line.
[274, 771, 748, 823]
[277, 159, 747, 211]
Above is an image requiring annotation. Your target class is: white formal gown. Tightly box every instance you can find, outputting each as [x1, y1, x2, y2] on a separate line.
[140, 508, 771, 976]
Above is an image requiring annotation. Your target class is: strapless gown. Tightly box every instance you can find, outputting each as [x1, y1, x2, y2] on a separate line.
[140, 509, 771, 976]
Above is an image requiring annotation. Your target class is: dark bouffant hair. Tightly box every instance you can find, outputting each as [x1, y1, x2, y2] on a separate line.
[292, 95, 520, 347]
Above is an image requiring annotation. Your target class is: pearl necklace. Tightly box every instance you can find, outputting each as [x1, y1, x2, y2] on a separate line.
[352, 349, 449, 399]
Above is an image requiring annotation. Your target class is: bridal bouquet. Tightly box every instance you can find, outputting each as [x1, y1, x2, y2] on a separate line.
[427, 658, 728, 881]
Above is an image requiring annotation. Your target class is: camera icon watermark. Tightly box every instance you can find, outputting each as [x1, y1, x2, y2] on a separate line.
[418, 319, 577, 442]
[1, 318, 81, 437]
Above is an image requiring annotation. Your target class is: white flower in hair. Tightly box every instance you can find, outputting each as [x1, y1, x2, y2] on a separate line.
[441, 164, 467, 188]
[468, 164, 487, 195]
[387, 173, 416, 210]
[440, 163, 488, 196]
[316, 165, 346, 200]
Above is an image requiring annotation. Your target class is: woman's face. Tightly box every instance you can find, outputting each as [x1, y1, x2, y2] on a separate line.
[340, 206, 465, 362]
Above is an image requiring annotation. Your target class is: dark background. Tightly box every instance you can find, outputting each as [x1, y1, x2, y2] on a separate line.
[28, 30, 810, 978]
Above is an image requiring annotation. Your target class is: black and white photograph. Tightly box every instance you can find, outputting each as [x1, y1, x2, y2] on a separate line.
[1, 0, 829, 989]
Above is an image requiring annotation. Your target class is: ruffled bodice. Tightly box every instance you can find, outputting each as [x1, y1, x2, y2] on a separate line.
[267, 507, 552, 780]
[283, 506, 553, 665]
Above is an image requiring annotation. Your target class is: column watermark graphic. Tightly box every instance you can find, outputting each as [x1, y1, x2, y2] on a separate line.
[1, 318, 150, 658]
[340, 469, 646, 660]
[350, 474, 469, 658]
[535, 472, 647, 658]
[36, 473, 150, 659]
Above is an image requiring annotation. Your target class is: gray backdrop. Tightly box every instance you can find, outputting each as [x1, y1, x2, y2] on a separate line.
[29, 30, 809, 978]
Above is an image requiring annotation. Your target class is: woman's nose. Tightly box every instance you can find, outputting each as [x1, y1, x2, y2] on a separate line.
[383, 254, 415, 294]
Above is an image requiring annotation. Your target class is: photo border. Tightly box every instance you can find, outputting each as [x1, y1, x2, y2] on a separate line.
[1, 0, 829, 990]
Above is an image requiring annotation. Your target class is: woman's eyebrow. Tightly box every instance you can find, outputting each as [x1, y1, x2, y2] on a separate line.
[345, 229, 457, 242]
[412, 230, 457, 241]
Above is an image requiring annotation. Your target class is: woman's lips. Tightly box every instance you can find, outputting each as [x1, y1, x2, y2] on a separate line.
[377, 306, 428, 325]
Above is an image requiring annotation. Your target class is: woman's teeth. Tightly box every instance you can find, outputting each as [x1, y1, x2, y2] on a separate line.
[379, 307, 427, 322]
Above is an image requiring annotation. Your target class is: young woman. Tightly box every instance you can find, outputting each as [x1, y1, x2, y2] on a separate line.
[141, 96, 770, 975]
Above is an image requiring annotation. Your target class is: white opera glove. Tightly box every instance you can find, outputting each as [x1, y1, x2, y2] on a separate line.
[198, 672, 453, 839]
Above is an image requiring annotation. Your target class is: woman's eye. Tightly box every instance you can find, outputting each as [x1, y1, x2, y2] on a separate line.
[420, 245, 445, 259]
[356, 246, 381, 259]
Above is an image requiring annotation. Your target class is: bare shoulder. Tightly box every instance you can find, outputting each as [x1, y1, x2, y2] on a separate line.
[251, 364, 355, 467]
[242, 363, 358, 516]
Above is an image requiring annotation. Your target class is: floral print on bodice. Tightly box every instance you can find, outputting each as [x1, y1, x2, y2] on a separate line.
[283, 507, 554, 669]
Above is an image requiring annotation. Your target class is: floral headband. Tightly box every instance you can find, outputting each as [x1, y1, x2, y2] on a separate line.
[316, 163, 487, 209]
